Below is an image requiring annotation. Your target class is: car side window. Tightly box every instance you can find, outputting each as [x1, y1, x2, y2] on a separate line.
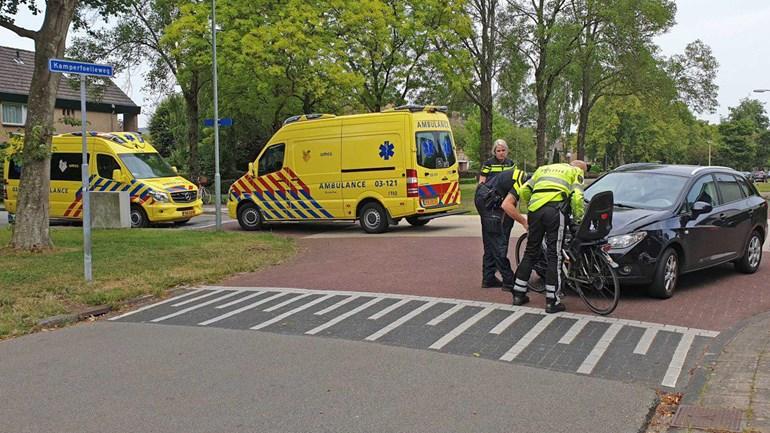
[685, 175, 719, 210]
[258, 143, 285, 176]
[715, 173, 744, 204]
[736, 175, 756, 198]
[97, 154, 122, 179]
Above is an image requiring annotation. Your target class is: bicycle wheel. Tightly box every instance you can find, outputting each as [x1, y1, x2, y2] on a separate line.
[513, 233, 546, 294]
[569, 247, 620, 315]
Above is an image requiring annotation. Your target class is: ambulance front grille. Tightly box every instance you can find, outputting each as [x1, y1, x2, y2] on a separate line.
[171, 191, 197, 203]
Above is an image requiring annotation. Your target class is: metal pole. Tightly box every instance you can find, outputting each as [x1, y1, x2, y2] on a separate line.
[212, 0, 222, 230]
[708, 141, 712, 166]
[80, 75, 92, 281]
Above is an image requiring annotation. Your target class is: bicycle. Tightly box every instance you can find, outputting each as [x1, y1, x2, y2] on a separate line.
[513, 191, 620, 315]
[196, 176, 212, 205]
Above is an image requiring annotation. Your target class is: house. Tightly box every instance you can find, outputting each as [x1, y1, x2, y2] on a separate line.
[0, 46, 140, 142]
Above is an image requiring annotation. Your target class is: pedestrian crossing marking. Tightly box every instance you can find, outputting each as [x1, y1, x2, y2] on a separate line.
[577, 323, 623, 375]
[112, 286, 721, 389]
[499, 315, 558, 361]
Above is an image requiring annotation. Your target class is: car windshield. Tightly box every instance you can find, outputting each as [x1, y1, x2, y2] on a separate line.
[585, 172, 688, 210]
[119, 153, 176, 179]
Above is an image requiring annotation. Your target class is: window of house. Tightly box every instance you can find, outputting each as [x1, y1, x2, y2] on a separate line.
[2, 102, 27, 126]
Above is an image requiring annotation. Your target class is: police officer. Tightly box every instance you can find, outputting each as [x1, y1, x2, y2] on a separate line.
[503, 160, 587, 313]
[474, 166, 527, 290]
[479, 139, 515, 184]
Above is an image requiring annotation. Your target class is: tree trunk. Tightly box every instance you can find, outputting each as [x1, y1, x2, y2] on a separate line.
[576, 97, 590, 161]
[535, 95, 548, 167]
[10, 0, 78, 251]
[479, 78, 494, 165]
[182, 73, 200, 180]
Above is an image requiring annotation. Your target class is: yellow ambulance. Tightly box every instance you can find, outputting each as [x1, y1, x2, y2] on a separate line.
[228, 105, 464, 233]
[3, 131, 202, 227]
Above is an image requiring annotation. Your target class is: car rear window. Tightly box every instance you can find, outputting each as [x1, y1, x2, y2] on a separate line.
[736, 175, 758, 197]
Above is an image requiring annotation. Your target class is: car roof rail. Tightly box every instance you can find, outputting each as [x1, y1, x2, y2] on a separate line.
[614, 162, 661, 171]
[283, 113, 336, 126]
[691, 165, 732, 175]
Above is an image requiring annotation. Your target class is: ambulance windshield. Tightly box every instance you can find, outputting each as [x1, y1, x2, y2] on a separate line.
[416, 131, 456, 169]
[120, 153, 176, 179]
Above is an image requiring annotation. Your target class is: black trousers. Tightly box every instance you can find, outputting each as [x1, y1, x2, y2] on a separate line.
[513, 203, 566, 301]
[474, 185, 515, 287]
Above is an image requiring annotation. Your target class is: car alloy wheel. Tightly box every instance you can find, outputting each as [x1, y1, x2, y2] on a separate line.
[663, 253, 678, 293]
[748, 235, 761, 269]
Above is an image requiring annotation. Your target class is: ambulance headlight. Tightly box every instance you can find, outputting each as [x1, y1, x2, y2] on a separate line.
[607, 231, 647, 249]
[150, 190, 170, 203]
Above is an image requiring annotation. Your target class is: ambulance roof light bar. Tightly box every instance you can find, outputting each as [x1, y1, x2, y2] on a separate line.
[283, 113, 337, 125]
[392, 104, 448, 113]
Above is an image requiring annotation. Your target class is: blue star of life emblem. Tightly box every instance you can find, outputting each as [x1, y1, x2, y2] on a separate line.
[379, 141, 395, 160]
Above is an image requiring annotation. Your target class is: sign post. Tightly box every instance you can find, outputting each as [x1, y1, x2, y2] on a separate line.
[49, 59, 114, 282]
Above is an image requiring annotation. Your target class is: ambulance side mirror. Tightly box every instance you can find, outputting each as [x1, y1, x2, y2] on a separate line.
[248, 162, 256, 178]
[112, 169, 127, 183]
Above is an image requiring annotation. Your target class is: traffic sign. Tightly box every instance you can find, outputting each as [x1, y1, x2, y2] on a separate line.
[204, 117, 233, 127]
[48, 59, 113, 77]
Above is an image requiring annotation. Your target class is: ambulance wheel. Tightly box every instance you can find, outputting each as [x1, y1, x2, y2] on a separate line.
[237, 202, 263, 231]
[360, 202, 389, 234]
[130, 205, 149, 228]
[406, 216, 429, 227]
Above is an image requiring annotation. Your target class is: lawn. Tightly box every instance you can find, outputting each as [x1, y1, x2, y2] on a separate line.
[0, 228, 294, 339]
[755, 182, 770, 193]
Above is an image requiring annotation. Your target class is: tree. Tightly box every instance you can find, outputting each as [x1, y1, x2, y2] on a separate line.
[507, 0, 582, 166]
[571, 0, 675, 160]
[717, 98, 769, 170]
[69, 0, 211, 180]
[665, 40, 719, 115]
[0, 0, 126, 250]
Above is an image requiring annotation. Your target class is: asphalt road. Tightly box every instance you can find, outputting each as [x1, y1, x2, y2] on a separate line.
[0, 321, 652, 433]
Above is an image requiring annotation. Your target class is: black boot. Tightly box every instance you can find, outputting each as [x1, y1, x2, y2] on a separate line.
[512, 293, 530, 306]
[481, 278, 503, 288]
[545, 299, 566, 314]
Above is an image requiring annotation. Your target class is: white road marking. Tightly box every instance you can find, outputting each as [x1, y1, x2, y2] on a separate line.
[489, 310, 527, 335]
[368, 299, 411, 320]
[365, 302, 438, 341]
[634, 327, 660, 355]
[109, 289, 202, 321]
[198, 292, 289, 326]
[429, 306, 497, 350]
[263, 293, 313, 312]
[500, 315, 558, 361]
[216, 291, 264, 309]
[427, 304, 465, 326]
[306, 298, 384, 335]
[151, 291, 243, 322]
[577, 323, 624, 375]
[558, 318, 590, 344]
[314, 296, 360, 316]
[172, 290, 224, 307]
[250, 294, 334, 331]
[191, 219, 238, 230]
[662, 333, 696, 388]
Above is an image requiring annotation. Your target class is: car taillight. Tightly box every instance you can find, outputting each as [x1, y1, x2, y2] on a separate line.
[406, 169, 418, 197]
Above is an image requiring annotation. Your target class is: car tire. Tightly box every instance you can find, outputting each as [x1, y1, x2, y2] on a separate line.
[237, 202, 262, 231]
[130, 204, 149, 228]
[406, 216, 429, 227]
[736, 231, 763, 274]
[360, 202, 389, 234]
[648, 248, 678, 299]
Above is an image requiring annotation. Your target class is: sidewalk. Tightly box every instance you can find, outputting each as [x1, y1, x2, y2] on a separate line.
[670, 310, 770, 432]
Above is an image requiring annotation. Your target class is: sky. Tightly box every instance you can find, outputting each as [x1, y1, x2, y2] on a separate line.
[1, 0, 770, 127]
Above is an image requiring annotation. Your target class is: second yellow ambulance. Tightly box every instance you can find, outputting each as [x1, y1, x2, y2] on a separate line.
[228, 105, 463, 233]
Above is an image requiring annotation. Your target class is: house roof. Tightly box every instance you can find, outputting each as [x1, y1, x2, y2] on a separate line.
[0, 46, 140, 114]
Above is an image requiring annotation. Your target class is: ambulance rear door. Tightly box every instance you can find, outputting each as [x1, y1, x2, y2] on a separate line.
[413, 118, 460, 211]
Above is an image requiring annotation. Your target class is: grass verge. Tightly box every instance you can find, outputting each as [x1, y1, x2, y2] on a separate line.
[755, 182, 770, 193]
[0, 227, 294, 339]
